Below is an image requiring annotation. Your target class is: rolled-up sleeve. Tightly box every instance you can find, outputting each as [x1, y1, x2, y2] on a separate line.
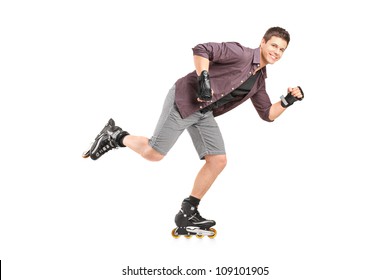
[250, 86, 273, 122]
[192, 43, 215, 60]
[192, 42, 245, 63]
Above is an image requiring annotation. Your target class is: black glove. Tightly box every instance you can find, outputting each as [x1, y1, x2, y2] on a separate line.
[280, 86, 304, 108]
[197, 70, 212, 101]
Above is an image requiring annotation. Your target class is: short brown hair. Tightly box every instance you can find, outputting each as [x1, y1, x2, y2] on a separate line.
[263, 27, 290, 45]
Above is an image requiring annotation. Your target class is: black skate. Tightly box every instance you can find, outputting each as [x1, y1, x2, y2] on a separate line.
[171, 199, 217, 239]
[82, 118, 129, 160]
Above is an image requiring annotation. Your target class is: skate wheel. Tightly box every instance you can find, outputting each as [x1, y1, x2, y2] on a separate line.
[196, 234, 204, 239]
[82, 151, 90, 158]
[184, 234, 192, 239]
[171, 229, 180, 239]
[208, 228, 217, 239]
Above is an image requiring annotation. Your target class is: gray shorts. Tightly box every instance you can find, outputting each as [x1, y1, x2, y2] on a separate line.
[149, 85, 226, 160]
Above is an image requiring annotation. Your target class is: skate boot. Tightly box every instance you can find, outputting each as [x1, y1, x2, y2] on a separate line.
[171, 198, 217, 239]
[82, 118, 129, 160]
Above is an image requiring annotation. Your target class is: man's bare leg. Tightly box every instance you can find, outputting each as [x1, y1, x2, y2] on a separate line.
[190, 154, 227, 199]
[122, 135, 164, 162]
[122, 135, 226, 198]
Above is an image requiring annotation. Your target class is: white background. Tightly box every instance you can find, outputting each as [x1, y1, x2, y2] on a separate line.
[1, 0, 389, 279]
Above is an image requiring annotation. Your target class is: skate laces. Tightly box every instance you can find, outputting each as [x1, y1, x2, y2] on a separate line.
[190, 209, 207, 222]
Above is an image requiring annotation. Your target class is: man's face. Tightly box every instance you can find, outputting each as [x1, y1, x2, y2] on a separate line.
[260, 36, 288, 65]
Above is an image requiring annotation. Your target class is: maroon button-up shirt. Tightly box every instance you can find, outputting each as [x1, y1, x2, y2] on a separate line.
[175, 42, 273, 122]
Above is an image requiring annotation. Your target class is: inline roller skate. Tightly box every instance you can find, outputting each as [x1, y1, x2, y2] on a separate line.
[171, 198, 217, 239]
[82, 118, 129, 160]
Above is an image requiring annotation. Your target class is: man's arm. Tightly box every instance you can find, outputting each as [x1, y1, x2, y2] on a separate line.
[268, 101, 286, 121]
[194, 55, 209, 75]
[194, 55, 213, 101]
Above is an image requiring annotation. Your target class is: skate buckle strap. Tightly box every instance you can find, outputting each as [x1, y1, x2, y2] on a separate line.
[111, 130, 121, 139]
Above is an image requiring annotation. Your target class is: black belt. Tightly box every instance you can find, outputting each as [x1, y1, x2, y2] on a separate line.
[199, 105, 213, 114]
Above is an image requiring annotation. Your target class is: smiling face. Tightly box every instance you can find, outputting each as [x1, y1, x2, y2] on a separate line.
[260, 36, 288, 66]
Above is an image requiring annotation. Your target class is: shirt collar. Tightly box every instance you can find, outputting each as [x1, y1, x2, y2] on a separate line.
[253, 47, 267, 78]
[253, 47, 261, 65]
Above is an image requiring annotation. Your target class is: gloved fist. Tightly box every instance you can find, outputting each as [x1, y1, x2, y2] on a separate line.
[280, 86, 304, 108]
[197, 70, 212, 101]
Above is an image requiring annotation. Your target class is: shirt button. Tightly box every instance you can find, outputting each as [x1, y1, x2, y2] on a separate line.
[231, 87, 234, 90]
[241, 80, 244, 83]
[200, 106, 203, 109]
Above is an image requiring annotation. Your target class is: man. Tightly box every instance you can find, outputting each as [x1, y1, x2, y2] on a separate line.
[83, 27, 304, 238]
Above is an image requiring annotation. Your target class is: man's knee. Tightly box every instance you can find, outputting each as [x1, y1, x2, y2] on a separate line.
[205, 154, 227, 171]
[142, 146, 165, 162]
